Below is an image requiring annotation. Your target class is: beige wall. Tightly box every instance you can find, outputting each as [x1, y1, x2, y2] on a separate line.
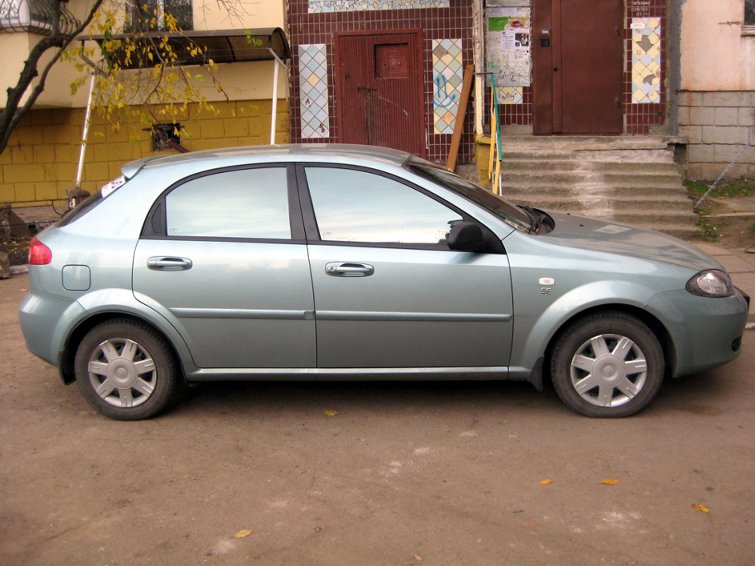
[680, 0, 755, 90]
[0, 32, 88, 107]
[194, 0, 285, 30]
[0, 0, 287, 110]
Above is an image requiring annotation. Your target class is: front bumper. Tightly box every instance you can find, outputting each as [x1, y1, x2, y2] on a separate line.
[646, 288, 749, 378]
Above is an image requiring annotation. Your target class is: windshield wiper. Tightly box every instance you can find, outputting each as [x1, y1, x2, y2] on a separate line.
[517, 204, 544, 234]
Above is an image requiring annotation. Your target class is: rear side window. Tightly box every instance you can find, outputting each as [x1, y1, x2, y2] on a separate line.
[165, 168, 291, 239]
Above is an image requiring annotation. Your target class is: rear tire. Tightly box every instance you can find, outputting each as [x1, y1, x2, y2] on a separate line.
[74, 319, 183, 420]
[550, 312, 664, 418]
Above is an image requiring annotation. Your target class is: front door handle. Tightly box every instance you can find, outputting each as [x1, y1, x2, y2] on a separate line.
[325, 262, 374, 277]
[147, 256, 193, 271]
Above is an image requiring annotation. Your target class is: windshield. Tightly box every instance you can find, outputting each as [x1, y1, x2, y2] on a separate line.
[406, 158, 533, 231]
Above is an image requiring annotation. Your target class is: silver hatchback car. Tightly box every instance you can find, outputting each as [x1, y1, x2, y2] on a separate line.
[20, 145, 749, 420]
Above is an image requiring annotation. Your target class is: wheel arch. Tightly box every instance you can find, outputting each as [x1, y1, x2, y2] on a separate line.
[60, 311, 187, 385]
[542, 304, 677, 387]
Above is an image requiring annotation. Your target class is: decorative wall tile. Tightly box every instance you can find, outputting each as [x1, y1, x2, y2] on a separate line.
[288, 0, 475, 163]
[631, 17, 661, 104]
[299, 44, 330, 139]
[498, 87, 524, 105]
[308, 0, 449, 14]
[432, 39, 463, 135]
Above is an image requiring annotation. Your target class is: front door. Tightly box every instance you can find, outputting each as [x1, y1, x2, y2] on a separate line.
[300, 165, 514, 369]
[335, 30, 426, 155]
[533, 0, 623, 135]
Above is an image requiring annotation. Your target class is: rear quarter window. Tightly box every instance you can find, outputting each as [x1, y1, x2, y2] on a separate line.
[58, 176, 127, 227]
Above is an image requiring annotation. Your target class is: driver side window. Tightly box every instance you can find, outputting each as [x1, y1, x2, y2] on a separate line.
[305, 167, 462, 245]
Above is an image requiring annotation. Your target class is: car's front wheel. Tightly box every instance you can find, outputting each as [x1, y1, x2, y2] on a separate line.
[74, 319, 183, 420]
[550, 312, 664, 418]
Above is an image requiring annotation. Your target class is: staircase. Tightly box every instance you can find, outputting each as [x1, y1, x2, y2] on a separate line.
[497, 136, 699, 239]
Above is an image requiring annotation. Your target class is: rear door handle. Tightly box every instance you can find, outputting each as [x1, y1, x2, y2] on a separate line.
[325, 262, 374, 277]
[147, 256, 193, 271]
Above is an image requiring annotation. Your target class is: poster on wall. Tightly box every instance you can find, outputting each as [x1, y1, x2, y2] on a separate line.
[486, 6, 531, 103]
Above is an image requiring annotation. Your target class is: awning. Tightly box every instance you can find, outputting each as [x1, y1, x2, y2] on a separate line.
[72, 27, 291, 183]
[79, 27, 291, 69]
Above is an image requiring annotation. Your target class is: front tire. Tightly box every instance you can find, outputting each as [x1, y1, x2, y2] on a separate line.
[550, 312, 664, 418]
[74, 319, 183, 420]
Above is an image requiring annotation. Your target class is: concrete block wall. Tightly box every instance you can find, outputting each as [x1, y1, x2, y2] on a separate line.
[0, 100, 290, 206]
[677, 91, 755, 181]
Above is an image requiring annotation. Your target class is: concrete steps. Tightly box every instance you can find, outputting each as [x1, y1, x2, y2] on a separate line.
[497, 136, 699, 239]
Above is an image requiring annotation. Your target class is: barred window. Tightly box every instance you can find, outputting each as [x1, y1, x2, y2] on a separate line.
[0, 0, 62, 33]
[129, 0, 193, 32]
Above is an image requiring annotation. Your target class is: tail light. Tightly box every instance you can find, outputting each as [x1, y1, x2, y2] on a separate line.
[28, 237, 52, 265]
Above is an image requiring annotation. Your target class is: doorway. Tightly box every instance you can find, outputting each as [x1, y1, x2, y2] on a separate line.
[533, 0, 623, 135]
[335, 30, 425, 155]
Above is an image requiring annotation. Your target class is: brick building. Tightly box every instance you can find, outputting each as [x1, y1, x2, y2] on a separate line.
[1, 0, 753, 210]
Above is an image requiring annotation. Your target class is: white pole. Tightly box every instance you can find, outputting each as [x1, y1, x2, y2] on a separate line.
[76, 72, 96, 188]
[270, 55, 280, 145]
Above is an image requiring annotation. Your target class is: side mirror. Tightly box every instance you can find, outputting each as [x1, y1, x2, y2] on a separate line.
[447, 221, 486, 252]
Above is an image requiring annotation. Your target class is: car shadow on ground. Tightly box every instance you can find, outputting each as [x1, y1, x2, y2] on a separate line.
[173, 379, 556, 419]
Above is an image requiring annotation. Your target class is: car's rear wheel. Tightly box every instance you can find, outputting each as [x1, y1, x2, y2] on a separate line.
[550, 312, 664, 418]
[74, 319, 183, 420]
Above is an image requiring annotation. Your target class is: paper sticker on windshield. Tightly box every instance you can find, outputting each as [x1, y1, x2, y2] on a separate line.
[594, 225, 631, 234]
[100, 176, 126, 198]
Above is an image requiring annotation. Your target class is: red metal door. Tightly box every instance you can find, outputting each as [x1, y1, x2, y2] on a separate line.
[335, 30, 425, 155]
[533, 0, 623, 135]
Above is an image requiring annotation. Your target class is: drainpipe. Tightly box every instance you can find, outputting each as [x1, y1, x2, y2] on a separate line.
[668, 0, 685, 137]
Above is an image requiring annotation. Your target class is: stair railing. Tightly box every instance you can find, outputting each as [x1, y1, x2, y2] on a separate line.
[486, 74, 503, 195]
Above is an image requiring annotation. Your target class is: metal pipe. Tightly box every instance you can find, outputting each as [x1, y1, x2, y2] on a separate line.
[75, 72, 96, 188]
[270, 51, 283, 144]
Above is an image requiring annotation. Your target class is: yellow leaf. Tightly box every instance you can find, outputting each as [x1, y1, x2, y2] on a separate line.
[538, 479, 553, 486]
[600, 479, 620, 486]
[324, 410, 338, 417]
[234, 529, 253, 538]
[691, 503, 710, 513]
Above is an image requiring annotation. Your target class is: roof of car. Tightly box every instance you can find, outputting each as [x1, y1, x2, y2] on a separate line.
[121, 144, 413, 179]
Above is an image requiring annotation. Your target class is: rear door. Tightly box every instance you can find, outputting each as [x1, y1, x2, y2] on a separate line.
[132, 165, 316, 369]
[300, 165, 514, 369]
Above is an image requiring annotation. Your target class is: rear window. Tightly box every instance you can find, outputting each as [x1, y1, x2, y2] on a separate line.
[58, 176, 127, 227]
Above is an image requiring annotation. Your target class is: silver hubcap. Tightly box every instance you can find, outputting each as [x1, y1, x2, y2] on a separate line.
[87, 338, 157, 408]
[569, 334, 647, 408]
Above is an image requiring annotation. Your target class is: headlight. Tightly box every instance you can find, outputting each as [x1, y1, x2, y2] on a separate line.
[686, 270, 734, 297]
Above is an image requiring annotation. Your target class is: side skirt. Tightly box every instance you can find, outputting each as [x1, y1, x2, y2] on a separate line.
[186, 366, 515, 382]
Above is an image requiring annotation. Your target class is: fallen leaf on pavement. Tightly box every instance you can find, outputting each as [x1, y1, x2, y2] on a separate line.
[691, 503, 710, 513]
[324, 410, 338, 417]
[538, 479, 553, 486]
[234, 529, 253, 538]
[600, 479, 620, 485]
